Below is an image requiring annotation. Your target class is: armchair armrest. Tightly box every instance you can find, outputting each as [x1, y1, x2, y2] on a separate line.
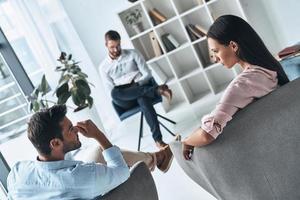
[96, 161, 158, 200]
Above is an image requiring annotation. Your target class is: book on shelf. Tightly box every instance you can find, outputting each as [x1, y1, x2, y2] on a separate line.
[185, 26, 198, 41]
[149, 8, 167, 25]
[151, 63, 168, 84]
[149, 31, 162, 57]
[161, 33, 176, 52]
[186, 24, 204, 41]
[194, 24, 207, 36]
[166, 34, 180, 48]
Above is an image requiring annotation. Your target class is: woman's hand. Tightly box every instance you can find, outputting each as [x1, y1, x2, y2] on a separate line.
[182, 143, 194, 160]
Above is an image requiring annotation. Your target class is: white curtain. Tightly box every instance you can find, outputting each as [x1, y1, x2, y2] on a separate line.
[1, 0, 117, 133]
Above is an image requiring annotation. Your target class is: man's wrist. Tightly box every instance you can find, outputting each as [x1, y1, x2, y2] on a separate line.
[94, 133, 113, 150]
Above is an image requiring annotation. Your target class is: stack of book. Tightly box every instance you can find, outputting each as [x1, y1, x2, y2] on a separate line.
[185, 24, 207, 41]
[149, 8, 167, 25]
[161, 33, 180, 52]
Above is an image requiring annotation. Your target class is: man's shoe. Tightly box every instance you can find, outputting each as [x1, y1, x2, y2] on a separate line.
[157, 145, 173, 173]
[155, 140, 168, 150]
[157, 85, 172, 103]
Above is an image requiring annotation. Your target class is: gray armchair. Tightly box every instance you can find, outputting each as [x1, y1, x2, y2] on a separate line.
[170, 77, 300, 200]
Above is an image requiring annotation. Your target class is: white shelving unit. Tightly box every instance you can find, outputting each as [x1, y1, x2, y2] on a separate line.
[118, 0, 247, 113]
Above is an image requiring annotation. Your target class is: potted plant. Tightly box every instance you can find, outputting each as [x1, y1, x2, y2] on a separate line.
[29, 52, 93, 112]
[124, 8, 144, 34]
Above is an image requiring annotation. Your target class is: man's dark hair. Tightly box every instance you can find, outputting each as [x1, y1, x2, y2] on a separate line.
[27, 104, 67, 155]
[105, 30, 121, 41]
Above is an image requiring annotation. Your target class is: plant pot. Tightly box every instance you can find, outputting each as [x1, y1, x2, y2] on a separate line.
[132, 22, 144, 34]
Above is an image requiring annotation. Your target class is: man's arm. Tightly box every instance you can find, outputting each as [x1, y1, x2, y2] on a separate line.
[76, 120, 130, 196]
[133, 50, 152, 85]
[76, 120, 112, 150]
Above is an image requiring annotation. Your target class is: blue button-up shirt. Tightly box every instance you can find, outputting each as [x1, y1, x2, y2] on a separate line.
[7, 146, 130, 200]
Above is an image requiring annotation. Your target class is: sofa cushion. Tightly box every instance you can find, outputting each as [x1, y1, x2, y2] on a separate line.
[170, 78, 300, 200]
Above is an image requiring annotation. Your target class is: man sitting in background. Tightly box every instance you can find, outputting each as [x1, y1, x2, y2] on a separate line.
[99, 30, 172, 149]
[7, 105, 173, 199]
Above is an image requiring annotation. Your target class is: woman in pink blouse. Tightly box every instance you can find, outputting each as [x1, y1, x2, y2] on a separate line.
[182, 15, 289, 160]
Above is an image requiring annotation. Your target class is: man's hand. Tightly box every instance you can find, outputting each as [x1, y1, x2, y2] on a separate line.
[76, 119, 103, 139]
[76, 119, 112, 150]
[182, 143, 194, 160]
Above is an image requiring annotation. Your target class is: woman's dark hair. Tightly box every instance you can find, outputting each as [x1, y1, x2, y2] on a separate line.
[27, 105, 67, 155]
[105, 30, 121, 41]
[207, 15, 289, 86]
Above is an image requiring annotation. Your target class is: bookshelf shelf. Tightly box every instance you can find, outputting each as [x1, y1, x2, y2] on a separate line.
[172, 0, 204, 14]
[180, 73, 212, 103]
[143, 0, 177, 26]
[205, 65, 235, 94]
[193, 39, 214, 68]
[155, 19, 188, 53]
[161, 83, 187, 112]
[119, 4, 152, 38]
[118, 0, 247, 113]
[148, 57, 175, 84]
[168, 46, 200, 79]
[181, 7, 212, 42]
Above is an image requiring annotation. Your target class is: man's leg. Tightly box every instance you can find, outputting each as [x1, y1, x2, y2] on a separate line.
[111, 83, 157, 101]
[137, 96, 166, 148]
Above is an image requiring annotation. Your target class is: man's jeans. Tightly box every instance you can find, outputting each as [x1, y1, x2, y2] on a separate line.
[111, 81, 162, 142]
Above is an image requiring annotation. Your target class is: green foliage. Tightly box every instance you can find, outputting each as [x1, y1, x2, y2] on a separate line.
[124, 8, 142, 25]
[29, 52, 94, 112]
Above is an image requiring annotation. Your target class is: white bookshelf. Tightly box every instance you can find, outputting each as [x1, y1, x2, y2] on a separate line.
[118, 0, 246, 113]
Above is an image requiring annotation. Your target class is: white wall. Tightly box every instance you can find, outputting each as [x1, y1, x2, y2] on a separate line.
[61, 0, 133, 67]
[240, 0, 300, 53]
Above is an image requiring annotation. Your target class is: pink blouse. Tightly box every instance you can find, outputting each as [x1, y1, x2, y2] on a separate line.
[201, 65, 278, 139]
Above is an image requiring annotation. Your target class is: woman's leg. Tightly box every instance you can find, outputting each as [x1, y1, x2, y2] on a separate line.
[76, 145, 155, 170]
[74, 145, 173, 172]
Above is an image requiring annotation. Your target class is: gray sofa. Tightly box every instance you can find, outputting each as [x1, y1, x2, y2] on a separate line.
[170, 77, 300, 200]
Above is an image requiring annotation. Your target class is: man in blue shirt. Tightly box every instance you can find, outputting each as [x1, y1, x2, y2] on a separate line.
[7, 104, 173, 199]
[99, 30, 172, 149]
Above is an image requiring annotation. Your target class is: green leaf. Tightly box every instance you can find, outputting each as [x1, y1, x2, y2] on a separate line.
[77, 71, 88, 78]
[33, 101, 40, 112]
[39, 75, 50, 95]
[68, 54, 72, 60]
[71, 88, 85, 106]
[75, 79, 91, 97]
[87, 96, 93, 108]
[57, 91, 71, 104]
[59, 52, 67, 61]
[58, 74, 71, 84]
[56, 82, 69, 99]
[74, 104, 88, 112]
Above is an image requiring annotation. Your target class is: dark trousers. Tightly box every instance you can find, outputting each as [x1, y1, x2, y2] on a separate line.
[111, 81, 162, 142]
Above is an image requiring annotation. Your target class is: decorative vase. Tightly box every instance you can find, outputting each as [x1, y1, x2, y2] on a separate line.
[132, 22, 144, 34]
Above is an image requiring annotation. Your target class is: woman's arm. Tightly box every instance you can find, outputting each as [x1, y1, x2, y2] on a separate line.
[182, 128, 215, 160]
[183, 128, 215, 147]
